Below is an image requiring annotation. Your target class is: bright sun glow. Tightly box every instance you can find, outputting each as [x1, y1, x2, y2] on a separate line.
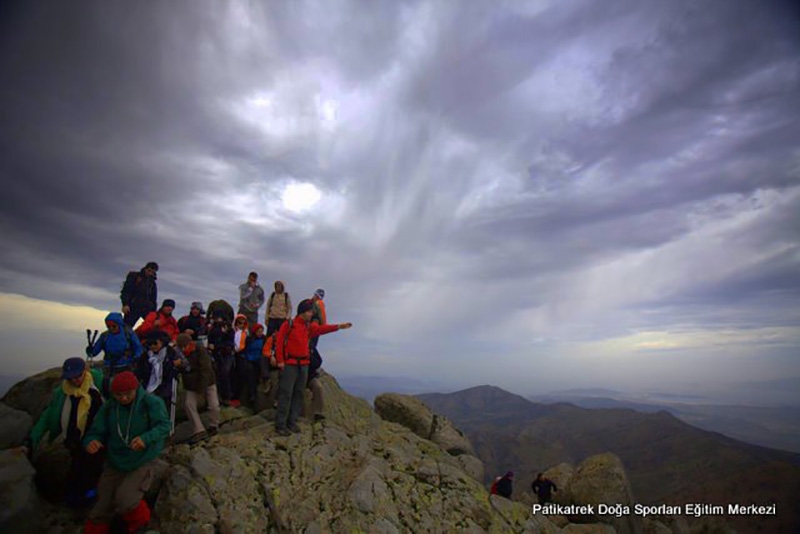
[281, 182, 322, 212]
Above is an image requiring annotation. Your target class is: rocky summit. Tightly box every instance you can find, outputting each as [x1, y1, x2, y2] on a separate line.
[1, 368, 663, 533]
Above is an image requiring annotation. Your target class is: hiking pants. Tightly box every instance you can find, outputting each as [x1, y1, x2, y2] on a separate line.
[64, 445, 105, 507]
[216, 353, 235, 401]
[276, 363, 308, 429]
[88, 463, 153, 523]
[123, 307, 150, 329]
[266, 318, 286, 338]
[184, 385, 220, 435]
[238, 308, 258, 325]
[308, 376, 324, 417]
[237, 359, 260, 406]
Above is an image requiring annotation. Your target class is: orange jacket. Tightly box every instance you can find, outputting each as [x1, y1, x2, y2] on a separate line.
[275, 316, 339, 365]
[135, 311, 180, 342]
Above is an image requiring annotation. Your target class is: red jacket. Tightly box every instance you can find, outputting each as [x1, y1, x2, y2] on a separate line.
[135, 311, 180, 342]
[275, 316, 339, 365]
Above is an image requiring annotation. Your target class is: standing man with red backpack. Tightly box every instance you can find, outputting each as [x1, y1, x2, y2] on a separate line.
[120, 262, 159, 328]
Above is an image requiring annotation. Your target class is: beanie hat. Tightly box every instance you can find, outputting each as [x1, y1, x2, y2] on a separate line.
[111, 371, 139, 393]
[176, 333, 193, 348]
[297, 299, 314, 315]
[314, 288, 325, 299]
[504, 471, 514, 479]
[145, 262, 159, 271]
[146, 330, 170, 346]
[190, 301, 205, 314]
[161, 299, 176, 309]
[62, 357, 86, 380]
[251, 323, 264, 334]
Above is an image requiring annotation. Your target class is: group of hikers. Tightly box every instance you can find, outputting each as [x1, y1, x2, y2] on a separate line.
[17, 262, 352, 533]
[489, 471, 558, 504]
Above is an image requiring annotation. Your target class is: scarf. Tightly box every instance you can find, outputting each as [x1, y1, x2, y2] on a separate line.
[146, 346, 168, 393]
[60, 370, 96, 438]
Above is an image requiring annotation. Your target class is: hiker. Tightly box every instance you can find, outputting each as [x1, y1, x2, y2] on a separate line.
[207, 314, 235, 407]
[19, 358, 105, 508]
[274, 299, 352, 436]
[265, 280, 292, 337]
[176, 334, 219, 445]
[531, 472, 557, 504]
[239, 323, 265, 407]
[307, 288, 327, 421]
[120, 262, 158, 328]
[231, 313, 252, 406]
[87, 312, 144, 396]
[135, 298, 180, 343]
[490, 471, 514, 499]
[135, 331, 189, 416]
[207, 299, 234, 325]
[177, 301, 208, 341]
[83, 371, 171, 534]
[261, 331, 280, 408]
[238, 271, 265, 324]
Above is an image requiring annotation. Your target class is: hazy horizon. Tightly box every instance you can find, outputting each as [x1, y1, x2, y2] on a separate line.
[1, 1, 798, 398]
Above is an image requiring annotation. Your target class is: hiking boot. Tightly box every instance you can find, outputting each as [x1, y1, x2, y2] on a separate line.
[313, 414, 326, 422]
[187, 431, 208, 445]
[275, 427, 291, 437]
[288, 424, 301, 434]
[207, 426, 219, 437]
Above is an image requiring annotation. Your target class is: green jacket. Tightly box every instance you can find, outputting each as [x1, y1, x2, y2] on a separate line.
[29, 368, 105, 450]
[83, 385, 171, 472]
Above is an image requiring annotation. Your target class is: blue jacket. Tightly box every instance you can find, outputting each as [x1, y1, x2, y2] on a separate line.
[90, 312, 144, 369]
[244, 337, 265, 362]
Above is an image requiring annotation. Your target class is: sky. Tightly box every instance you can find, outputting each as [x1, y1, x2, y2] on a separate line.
[0, 0, 798, 401]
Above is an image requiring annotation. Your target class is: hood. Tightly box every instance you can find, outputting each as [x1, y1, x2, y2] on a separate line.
[234, 313, 249, 330]
[105, 312, 126, 330]
[274, 280, 285, 293]
[251, 322, 264, 335]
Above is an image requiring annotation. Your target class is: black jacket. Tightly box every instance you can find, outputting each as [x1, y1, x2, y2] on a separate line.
[121, 269, 157, 313]
[532, 478, 557, 499]
[135, 345, 189, 401]
[496, 477, 513, 499]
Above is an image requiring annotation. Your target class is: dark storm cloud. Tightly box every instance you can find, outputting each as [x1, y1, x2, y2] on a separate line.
[0, 0, 798, 389]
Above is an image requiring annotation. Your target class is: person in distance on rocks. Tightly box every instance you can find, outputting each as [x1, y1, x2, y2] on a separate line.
[18, 357, 105, 508]
[83, 371, 171, 534]
[490, 471, 514, 499]
[532, 472, 558, 504]
[274, 299, 352, 436]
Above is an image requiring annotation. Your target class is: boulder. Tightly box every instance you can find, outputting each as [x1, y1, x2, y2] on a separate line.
[0, 402, 32, 449]
[2, 367, 62, 421]
[374, 393, 475, 456]
[455, 453, 485, 482]
[567, 452, 642, 534]
[0, 449, 42, 530]
[544, 461, 575, 504]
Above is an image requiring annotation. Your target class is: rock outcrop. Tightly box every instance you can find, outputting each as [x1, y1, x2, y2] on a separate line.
[0, 402, 32, 449]
[2, 367, 669, 533]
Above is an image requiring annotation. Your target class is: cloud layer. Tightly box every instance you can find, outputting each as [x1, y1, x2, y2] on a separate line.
[1, 0, 798, 395]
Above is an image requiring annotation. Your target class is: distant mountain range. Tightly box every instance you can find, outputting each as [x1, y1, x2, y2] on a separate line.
[418, 385, 800, 533]
[530, 391, 800, 454]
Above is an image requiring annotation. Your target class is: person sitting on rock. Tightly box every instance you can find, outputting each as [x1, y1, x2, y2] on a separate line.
[135, 298, 180, 343]
[176, 334, 220, 445]
[177, 301, 208, 341]
[240, 323, 266, 407]
[490, 471, 513, 499]
[83, 371, 171, 534]
[18, 357, 105, 508]
[207, 313, 235, 407]
[532, 472, 557, 504]
[274, 299, 352, 436]
[88, 312, 144, 396]
[136, 331, 189, 431]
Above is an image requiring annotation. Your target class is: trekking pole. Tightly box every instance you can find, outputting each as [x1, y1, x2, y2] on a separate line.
[169, 376, 178, 436]
[86, 329, 99, 365]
